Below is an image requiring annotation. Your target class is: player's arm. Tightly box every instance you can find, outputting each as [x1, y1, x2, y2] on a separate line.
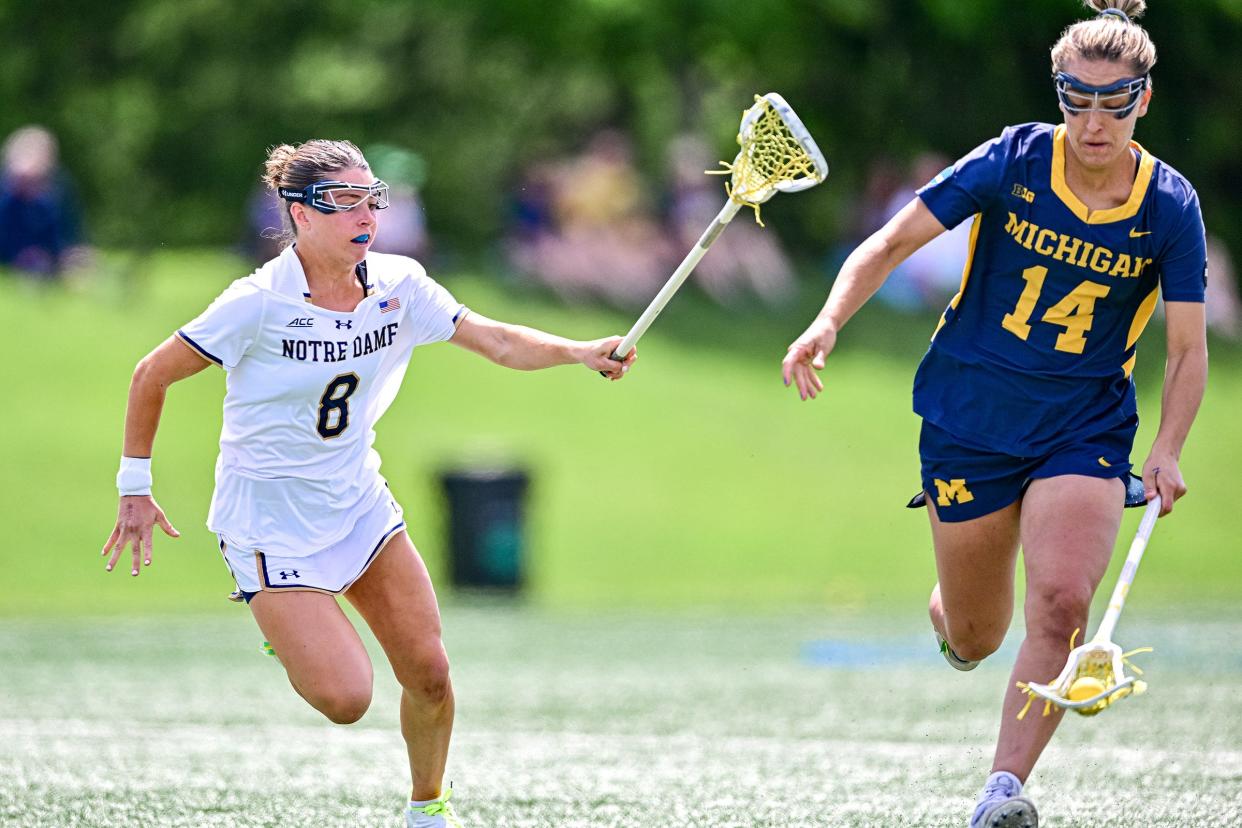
[1140, 301, 1208, 517]
[449, 312, 636, 379]
[782, 197, 947, 400]
[102, 336, 211, 575]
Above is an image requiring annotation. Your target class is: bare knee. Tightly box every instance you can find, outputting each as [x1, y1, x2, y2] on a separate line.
[1026, 584, 1092, 644]
[302, 680, 373, 724]
[946, 618, 1006, 662]
[936, 585, 1009, 662]
[320, 689, 373, 724]
[396, 644, 453, 707]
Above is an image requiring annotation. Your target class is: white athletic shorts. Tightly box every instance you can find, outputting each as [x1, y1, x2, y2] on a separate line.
[219, 492, 405, 603]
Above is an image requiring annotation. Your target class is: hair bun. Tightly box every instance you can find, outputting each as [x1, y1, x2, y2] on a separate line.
[1084, 0, 1146, 21]
[263, 144, 299, 190]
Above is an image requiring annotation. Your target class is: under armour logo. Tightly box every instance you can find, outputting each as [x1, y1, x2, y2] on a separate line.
[278, 569, 300, 580]
[336, 320, 353, 330]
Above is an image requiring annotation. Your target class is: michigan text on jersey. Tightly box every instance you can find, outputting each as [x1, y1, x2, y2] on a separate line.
[1004, 212, 1153, 279]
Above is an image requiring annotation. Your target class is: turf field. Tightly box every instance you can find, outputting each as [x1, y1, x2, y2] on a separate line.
[2, 608, 1240, 827]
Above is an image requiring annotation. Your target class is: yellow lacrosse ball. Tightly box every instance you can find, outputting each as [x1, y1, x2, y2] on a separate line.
[1068, 676, 1108, 716]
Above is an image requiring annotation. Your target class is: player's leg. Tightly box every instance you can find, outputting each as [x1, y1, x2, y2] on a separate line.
[920, 420, 1026, 665]
[928, 499, 1041, 827]
[248, 590, 375, 724]
[344, 530, 454, 805]
[991, 473, 1124, 780]
[928, 498, 1023, 665]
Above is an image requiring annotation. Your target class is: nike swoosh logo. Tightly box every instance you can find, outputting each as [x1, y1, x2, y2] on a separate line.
[1129, 228, 1151, 237]
[1098, 457, 1112, 467]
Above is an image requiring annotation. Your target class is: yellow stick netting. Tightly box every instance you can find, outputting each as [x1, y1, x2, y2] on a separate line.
[706, 97, 823, 225]
[1014, 628, 1152, 720]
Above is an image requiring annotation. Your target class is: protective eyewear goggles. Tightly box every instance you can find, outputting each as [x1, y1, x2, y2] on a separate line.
[1054, 72, 1148, 119]
[279, 179, 390, 213]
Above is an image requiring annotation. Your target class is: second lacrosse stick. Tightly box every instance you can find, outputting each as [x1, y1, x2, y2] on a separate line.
[608, 93, 828, 364]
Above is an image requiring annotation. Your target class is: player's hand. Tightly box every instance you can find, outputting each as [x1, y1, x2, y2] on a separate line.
[584, 337, 636, 381]
[1141, 452, 1186, 517]
[102, 495, 180, 576]
[782, 321, 837, 401]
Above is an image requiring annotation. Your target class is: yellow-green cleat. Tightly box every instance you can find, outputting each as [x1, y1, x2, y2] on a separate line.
[406, 787, 464, 828]
[935, 629, 980, 671]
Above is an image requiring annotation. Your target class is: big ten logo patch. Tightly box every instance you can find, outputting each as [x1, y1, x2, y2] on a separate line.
[1011, 183, 1036, 203]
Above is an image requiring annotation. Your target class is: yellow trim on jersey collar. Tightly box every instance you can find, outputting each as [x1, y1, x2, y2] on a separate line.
[1051, 124, 1154, 224]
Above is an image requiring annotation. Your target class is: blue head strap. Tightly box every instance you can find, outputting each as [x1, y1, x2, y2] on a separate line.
[1054, 72, 1148, 119]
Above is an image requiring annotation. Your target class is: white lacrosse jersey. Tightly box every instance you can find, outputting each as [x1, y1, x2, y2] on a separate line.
[177, 245, 465, 558]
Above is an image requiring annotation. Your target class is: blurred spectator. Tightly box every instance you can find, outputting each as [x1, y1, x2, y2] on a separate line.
[848, 156, 905, 245]
[0, 125, 90, 281]
[508, 162, 557, 249]
[824, 157, 905, 298]
[872, 152, 970, 313]
[666, 134, 796, 308]
[1203, 235, 1241, 340]
[506, 130, 673, 309]
[364, 143, 430, 260]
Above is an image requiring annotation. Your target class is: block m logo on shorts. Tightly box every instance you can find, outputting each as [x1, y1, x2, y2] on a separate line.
[934, 478, 975, 506]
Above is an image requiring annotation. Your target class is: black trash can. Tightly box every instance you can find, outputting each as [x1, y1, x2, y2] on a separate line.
[439, 468, 529, 591]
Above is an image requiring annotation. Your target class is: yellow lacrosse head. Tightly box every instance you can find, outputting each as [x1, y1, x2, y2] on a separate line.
[1015, 628, 1152, 719]
[710, 93, 828, 223]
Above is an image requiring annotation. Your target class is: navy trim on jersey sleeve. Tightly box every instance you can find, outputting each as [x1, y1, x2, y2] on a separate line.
[176, 329, 224, 366]
[918, 128, 1014, 231]
[451, 305, 468, 324]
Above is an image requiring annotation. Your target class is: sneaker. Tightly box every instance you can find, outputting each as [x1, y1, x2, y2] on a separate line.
[406, 788, 464, 828]
[969, 771, 1038, 828]
[936, 629, 980, 672]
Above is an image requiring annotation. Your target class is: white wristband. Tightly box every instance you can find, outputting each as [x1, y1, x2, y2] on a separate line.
[117, 456, 153, 496]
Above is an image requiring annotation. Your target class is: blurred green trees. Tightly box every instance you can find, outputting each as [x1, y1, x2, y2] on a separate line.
[3, 0, 1239, 256]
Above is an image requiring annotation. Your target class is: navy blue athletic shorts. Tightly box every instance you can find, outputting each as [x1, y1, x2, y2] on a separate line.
[915, 415, 1138, 523]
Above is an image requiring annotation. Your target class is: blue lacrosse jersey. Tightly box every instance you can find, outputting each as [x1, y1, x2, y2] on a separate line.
[912, 122, 1206, 456]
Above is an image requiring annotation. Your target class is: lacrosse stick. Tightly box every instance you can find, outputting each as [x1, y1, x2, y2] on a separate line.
[607, 93, 827, 366]
[1017, 495, 1161, 719]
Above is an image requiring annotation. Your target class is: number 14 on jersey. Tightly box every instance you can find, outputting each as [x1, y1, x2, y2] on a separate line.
[1001, 265, 1111, 354]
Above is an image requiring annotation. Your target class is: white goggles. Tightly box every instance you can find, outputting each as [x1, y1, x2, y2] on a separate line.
[1054, 72, 1148, 119]
[279, 179, 390, 213]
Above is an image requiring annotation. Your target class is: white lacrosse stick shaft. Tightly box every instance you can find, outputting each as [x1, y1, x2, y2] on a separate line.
[1094, 494, 1161, 644]
[610, 199, 744, 360]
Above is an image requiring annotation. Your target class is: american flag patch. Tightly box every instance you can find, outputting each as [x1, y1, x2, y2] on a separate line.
[379, 297, 401, 313]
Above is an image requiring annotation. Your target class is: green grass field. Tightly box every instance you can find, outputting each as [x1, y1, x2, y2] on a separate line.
[3, 251, 1241, 615]
[2, 608, 1240, 827]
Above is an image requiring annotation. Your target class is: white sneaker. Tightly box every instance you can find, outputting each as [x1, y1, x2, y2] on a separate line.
[936, 629, 981, 672]
[406, 788, 464, 828]
[969, 771, 1038, 828]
